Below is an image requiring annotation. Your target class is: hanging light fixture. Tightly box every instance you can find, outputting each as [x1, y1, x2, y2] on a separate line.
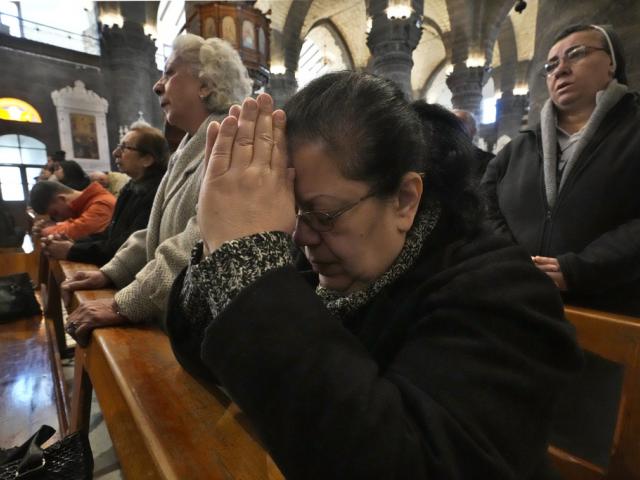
[386, 0, 413, 20]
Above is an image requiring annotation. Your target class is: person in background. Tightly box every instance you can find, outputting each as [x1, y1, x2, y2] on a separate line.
[453, 109, 494, 178]
[43, 125, 169, 265]
[483, 24, 640, 316]
[0, 199, 25, 248]
[36, 150, 65, 182]
[166, 75, 581, 479]
[54, 160, 90, 191]
[88, 170, 131, 197]
[61, 33, 253, 341]
[30, 180, 115, 240]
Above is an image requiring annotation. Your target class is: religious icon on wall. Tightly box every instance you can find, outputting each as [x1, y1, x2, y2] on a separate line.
[222, 16, 236, 45]
[70, 112, 99, 159]
[203, 17, 217, 39]
[242, 20, 255, 49]
[258, 27, 266, 57]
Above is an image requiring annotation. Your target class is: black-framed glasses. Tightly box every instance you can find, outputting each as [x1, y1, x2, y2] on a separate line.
[115, 143, 146, 153]
[543, 45, 608, 76]
[296, 192, 376, 232]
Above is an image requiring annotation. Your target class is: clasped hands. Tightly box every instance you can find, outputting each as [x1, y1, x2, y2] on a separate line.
[61, 270, 122, 347]
[532, 256, 567, 291]
[32, 218, 54, 238]
[198, 93, 296, 254]
[41, 233, 74, 259]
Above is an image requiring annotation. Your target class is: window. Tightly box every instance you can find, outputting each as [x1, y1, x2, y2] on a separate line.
[155, 0, 185, 70]
[296, 23, 353, 90]
[0, 134, 47, 201]
[0, 98, 42, 123]
[0, 0, 99, 55]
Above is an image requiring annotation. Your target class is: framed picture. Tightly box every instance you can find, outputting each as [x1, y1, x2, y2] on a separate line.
[51, 80, 110, 171]
[70, 113, 99, 159]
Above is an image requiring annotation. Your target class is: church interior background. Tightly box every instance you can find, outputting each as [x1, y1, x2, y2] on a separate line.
[1, 0, 638, 229]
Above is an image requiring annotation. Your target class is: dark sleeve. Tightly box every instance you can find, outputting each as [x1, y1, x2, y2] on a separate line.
[67, 188, 157, 266]
[481, 145, 516, 241]
[558, 218, 640, 293]
[67, 238, 112, 266]
[175, 240, 582, 479]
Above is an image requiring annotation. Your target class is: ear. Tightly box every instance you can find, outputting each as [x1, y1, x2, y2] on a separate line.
[394, 172, 423, 233]
[140, 154, 155, 169]
[199, 84, 213, 100]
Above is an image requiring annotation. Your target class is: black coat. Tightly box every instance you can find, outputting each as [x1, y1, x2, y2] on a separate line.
[167, 225, 582, 480]
[482, 92, 640, 316]
[67, 174, 162, 266]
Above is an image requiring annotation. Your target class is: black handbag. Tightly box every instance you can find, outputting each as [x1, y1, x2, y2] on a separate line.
[0, 273, 41, 323]
[0, 425, 93, 480]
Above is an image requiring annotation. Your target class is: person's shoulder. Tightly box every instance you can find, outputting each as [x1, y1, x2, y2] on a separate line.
[415, 229, 560, 309]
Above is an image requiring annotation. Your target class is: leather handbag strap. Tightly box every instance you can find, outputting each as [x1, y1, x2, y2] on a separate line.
[10, 425, 55, 479]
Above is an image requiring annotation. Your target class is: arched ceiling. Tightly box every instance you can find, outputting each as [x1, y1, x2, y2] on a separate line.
[411, 24, 447, 95]
[257, 0, 541, 98]
[301, 0, 369, 68]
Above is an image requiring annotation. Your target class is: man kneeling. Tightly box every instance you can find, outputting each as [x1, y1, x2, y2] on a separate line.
[30, 180, 115, 241]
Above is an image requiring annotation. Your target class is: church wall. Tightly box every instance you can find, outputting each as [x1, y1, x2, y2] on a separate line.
[0, 33, 109, 157]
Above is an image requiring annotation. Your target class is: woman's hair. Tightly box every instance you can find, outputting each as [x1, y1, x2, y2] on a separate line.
[129, 123, 170, 178]
[284, 71, 482, 237]
[552, 24, 628, 85]
[56, 160, 90, 191]
[171, 33, 253, 113]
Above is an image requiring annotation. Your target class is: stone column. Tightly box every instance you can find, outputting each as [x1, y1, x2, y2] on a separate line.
[100, 20, 162, 154]
[366, 0, 423, 98]
[496, 91, 529, 141]
[445, 64, 488, 118]
[266, 71, 298, 109]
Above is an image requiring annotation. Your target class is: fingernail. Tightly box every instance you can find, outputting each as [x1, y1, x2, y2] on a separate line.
[273, 110, 286, 125]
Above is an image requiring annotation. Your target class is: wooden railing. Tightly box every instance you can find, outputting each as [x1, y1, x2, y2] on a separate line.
[548, 306, 640, 480]
[48, 259, 284, 480]
[30, 252, 640, 480]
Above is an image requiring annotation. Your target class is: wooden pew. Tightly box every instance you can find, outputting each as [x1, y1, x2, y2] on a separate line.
[57, 260, 284, 479]
[549, 306, 640, 480]
[54, 255, 640, 480]
[0, 246, 59, 446]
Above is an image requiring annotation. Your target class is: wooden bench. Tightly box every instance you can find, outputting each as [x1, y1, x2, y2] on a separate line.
[53, 260, 284, 479]
[0, 247, 59, 447]
[45, 256, 640, 479]
[549, 306, 640, 480]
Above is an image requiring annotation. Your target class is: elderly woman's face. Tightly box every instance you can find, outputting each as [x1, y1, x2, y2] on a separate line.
[546, 30, 614, 112]
[291, 142, 410, 293]
[153, 56, 209, 134]
[113, 131, 149, 181]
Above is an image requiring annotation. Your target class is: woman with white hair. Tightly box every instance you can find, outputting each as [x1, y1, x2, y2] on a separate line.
[62, 34, 253, 344]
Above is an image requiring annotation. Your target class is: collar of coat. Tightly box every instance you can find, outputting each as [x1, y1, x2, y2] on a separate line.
[317, 201, 441, 321]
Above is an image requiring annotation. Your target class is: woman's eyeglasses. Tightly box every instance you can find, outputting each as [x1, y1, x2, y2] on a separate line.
[296, 192, 375, 232]
[115, 143, 146, 153]
[543, 44, 608, 76]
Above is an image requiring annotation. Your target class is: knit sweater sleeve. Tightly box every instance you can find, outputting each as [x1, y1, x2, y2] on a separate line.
[110, 215, 201, 323]
[180, 232, 293, 341]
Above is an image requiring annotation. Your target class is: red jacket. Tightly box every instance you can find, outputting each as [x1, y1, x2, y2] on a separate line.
[42, 182, 116, 240]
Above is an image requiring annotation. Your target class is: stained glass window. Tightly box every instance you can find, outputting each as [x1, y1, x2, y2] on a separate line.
[0, 98, 42, 123]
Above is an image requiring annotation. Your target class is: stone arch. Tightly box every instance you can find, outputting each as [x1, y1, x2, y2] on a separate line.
[281, 0, 313, 73]
[496, 16, 518, 93]
[306, 18, 355, 71]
